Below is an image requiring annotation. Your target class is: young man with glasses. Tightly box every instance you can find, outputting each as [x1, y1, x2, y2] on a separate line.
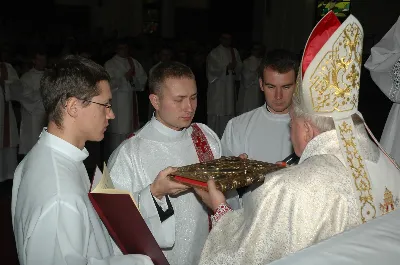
[11, 55, 153, 265]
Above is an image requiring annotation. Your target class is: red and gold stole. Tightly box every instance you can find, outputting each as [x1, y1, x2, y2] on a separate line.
[190, 123, 215, 231]
[230, 48, 236, 65]
[230, 48, 237, 75]
[191, 124, 215, 163]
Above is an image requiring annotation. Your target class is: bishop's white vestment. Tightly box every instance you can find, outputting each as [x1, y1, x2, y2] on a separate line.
[364, 15, 400, 164]
[206, 45, 242, 137]
[12, 130, 153, 265]
[199, 126, 400, 265]
[236, 55, 264, 114]
[268, 208, 400, 265]
[104, 55, 147, 154]
[0, 62, 19, 182]
[108, 117, 238, 265]
[13, 68, 47, 154]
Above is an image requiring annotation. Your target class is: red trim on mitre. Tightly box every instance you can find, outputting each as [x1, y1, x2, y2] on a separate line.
[302, 11, 341, 76]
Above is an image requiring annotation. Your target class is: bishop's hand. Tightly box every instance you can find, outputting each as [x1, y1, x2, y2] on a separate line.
[194, 179, 227, 212]
[150, 167, 190, 200]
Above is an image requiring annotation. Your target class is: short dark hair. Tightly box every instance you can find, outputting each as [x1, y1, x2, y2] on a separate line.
[40, 55, 110, 128]
[149, 61, 195, 96]
[259, 49, 299, 81]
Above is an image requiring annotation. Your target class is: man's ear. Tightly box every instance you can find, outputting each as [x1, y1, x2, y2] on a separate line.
[149, 94, 160, 110]
[303, 120, 314, 143]
[65, 97, 80, 118]
[259, 78, 264, 92]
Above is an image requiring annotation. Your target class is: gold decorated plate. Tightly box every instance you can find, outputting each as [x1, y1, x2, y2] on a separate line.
[171, 156, 285, 192]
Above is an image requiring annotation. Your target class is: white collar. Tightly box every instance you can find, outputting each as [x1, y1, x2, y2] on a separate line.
[262, 103, 290, 121]
[114, 55, 129, 61]
[298, 130, 341, 164]
[39, 128, 89, 162]
[150, 116, 187, 139]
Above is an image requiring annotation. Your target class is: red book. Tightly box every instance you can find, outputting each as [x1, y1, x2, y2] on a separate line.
[89, 164, 170, 265]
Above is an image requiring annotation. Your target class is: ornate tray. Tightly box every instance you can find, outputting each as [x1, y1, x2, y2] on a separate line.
[171, 156, 285, 192]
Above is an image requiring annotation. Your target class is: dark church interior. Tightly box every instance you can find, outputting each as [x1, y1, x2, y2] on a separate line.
[1, 0, 400, 264]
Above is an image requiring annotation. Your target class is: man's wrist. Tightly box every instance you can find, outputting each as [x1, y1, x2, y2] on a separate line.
[211, 203, 232, 227]
[150, 183, 163, 200]
[212, 199, 227, 212]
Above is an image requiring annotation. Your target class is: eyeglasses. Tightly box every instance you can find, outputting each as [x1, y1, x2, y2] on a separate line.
[82, 99, 112, 109]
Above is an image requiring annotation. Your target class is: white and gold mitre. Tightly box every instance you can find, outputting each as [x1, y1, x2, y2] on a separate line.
[295, 11, 363, 118]
[297, 11, 376, 223]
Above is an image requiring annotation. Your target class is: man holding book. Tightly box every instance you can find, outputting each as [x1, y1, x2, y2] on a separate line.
[11, 56, 153, 265]
[108, 61, 239, 265]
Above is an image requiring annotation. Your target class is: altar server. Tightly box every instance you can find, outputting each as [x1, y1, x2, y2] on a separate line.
[0, 49, 19, 182]
[207, 33, 242, 137]
[104, 38, 147, 155]
[12, 56, 153, 265]
[16, 50, 47, 155]
[365, 16, 400, 164]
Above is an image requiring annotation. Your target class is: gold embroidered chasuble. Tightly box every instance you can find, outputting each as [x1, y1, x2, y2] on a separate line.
[199, 128, 400, 265]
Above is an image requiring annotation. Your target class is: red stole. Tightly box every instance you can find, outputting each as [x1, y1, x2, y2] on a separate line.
[127, 57, 140, 131]
[230, 48, 237, 65]
[1, 62, 10, 148]
[191, 124, 215, 163]
[190, 124, 215, 231]
[127, 57, 136, 76]
[230, 48, 237, 75]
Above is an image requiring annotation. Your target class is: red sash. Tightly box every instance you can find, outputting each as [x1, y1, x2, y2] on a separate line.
[191, 124, 214, 163]
[127, 57, 136, 76]
[230, 48, 237, 65]
[127, 57, 140, 131]
[230, 48, 237, 76]
[190, 124, 215, 231]
[1, 62, 10, 148]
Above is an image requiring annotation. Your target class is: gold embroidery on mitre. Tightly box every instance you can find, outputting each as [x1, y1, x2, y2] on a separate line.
[338, 120, 375, 223]
[309, 22, 362, 114]
[379, 187, 399, 215]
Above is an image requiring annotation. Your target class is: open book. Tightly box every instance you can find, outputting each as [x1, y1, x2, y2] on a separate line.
[89, 163, 170, 265]
[90, 164, 139, 208]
